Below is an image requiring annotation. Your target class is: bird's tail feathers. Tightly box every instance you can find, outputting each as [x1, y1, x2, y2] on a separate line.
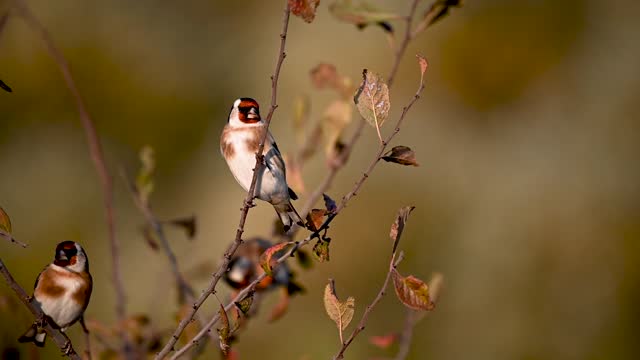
[275, 202, 304, 232]
[18, 323, 46, 347]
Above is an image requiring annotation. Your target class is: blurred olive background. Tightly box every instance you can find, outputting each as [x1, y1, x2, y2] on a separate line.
[2, 0, 640, 359]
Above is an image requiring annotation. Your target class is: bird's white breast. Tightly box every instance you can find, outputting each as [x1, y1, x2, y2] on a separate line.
[35, 265, 86, 329]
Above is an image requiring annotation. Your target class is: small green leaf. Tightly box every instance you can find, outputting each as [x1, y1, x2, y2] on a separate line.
[313, 238, 330, 262]
[234, 291, 254, 315]
[0, 206, 12, 234]
[136, 145, 155, 204]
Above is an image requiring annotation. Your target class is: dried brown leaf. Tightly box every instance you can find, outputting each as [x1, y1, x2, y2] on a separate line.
[324, 279, 355, 343]
[354, 70, 390, 140]
[424, 0, 462, 28]
[306, 208, 327, 232]
[259, 242, 293, 275]
[0, 206, 12, 234]
[391, 269, 434, 311]
[382, 145, 419, 166]
[217, 304, 231, 356]
[168, 215, 197, 239]
[390, 206, 414, 253]
[289, 0, 320, 23]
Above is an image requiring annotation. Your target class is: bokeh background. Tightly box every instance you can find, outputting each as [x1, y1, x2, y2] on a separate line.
[2, 0, 640, 359]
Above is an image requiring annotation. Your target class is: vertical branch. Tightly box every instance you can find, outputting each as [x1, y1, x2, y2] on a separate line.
[154, 3, 292, 359]
[9, 0, 131, 356]
[0, 258, 82, 360]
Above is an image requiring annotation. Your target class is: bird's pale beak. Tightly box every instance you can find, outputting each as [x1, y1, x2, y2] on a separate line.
[58, 250, 68, 261]
[247, 107, 259, 120]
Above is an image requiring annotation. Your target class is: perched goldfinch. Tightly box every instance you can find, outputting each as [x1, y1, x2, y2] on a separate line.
[18, 241, 92, 347]
[220, 98, 304, 231]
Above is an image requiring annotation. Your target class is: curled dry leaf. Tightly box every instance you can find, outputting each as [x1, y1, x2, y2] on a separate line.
[217, 304, 231, 356]
[369, 333, 399, 349]
[313, 238, 330, 262]
[391, 269, 434, 311]
[390, 206, 415, 253]
[306, 208, 327, 232]
[323, 279, 355, 343]
[354, 70, 390, 141]
[329, 0, 401, 28]
[382, 145, 419, 167]
[289, 0, 320, 23]
[259, 242, 293, 276]
[0, 206, 12, 234]
[323, 193, 337, 214]
[416, 54, 429, 79]
[136, 145, 155, 205]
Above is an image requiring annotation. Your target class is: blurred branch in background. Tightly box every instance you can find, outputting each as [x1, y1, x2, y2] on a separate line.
[155, 2, 293, 359]
[7, 0, 133, 357]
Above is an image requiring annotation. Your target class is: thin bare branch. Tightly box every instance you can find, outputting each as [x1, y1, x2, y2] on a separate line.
[154, 3, 292, 359]
[0, 258, 82, 360]
[9, 0, 132, 356]
[0, 230, 28, 248]
[393, 309, 418, 360]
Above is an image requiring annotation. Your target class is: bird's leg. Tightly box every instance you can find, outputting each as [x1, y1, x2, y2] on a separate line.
[61, 340, 75, 356]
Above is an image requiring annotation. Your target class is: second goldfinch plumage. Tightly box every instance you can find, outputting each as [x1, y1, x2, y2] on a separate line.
[220, 98, 303, 231]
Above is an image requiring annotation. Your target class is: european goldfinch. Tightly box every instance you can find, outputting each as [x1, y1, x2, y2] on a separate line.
[220, 98, 304, 231]
[18, 241, 92, 347]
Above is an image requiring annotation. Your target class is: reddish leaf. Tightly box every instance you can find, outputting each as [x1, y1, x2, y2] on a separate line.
[0, 206, 12, 234]
[268, 288, 291, 322]
[323, 193, 337, 214]
[369, 333, 399, 349]
[259, 242, 293, 275]
[306, 208, 327, 231]
[416, 54, 429, 79]
[289, 0, 320, 23]
[391, 269, 434, 311]
[167, 215, 197, 239]
[382, 146, 419, 166]
[310, 63, 339, 89]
